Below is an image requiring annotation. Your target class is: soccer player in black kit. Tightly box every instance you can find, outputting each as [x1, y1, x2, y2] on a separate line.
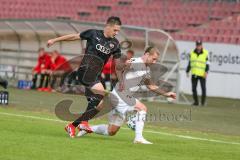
[47, 16, 124, 138]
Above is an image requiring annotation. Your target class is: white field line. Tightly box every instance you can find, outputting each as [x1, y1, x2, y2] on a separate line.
[0, 112, 239, 146]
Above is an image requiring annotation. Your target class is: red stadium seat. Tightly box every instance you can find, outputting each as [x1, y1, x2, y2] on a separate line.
[230, 37, 238, 44]
[0, 0, 239, 44]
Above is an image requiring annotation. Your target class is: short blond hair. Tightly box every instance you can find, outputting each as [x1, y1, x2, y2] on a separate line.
[144, 46, 160, 55]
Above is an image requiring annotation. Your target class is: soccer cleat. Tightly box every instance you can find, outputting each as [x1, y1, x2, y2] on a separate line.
[77, 130, 88, 137]
[37, 88, 44, 91]
[191, 102, 199, 106]
[64, 123, 76, 138]
[77, 121, 93, 133]
[44, 87, 52, 92]
[134, 138, 153, 144]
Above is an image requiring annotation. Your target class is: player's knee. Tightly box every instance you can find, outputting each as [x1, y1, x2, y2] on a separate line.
[108, 130, 118, 136]
[142, 105, 147, 112]
[108, 125, 120, 136]
[138, 104, 147, 112]
[135, 101, 147, 112]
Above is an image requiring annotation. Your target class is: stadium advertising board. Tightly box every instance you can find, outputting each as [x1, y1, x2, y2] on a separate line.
[177, 41, 240, 74]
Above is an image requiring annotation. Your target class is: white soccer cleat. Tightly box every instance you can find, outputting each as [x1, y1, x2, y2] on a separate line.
[77, 130, 88, 137]
[77, 121, 93, 133]
[134, 138, 153, 144]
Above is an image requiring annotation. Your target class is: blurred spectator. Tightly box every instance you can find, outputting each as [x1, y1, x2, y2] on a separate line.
[49, 50, 70, 90]
[0, 77, 8, 89]
[50, 50, 68, 71]
[126, 49, 135, 60]
[186, 40, 209, 106]
[31, 48, 52, 90]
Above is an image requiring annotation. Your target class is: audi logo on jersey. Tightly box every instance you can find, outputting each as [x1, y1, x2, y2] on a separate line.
[96, 44, 111, 54]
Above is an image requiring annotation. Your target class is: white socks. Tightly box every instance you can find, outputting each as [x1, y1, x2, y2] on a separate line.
[91, 124, 109, 136]
[135, 110, 146, 140]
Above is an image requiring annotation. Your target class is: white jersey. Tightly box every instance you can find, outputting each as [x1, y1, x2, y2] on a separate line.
[109, 57, 150, 127]
[116, 57, 150, 93]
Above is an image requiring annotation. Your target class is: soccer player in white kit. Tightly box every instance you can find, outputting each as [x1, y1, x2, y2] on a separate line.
[78, 47, 176, 144]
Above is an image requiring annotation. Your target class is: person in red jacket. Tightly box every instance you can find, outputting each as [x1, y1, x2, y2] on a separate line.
[31, 48, 52, 90]
[50, 50, 68, 70]
[101, 56, 116, 91]
[49, 50, 71, 89]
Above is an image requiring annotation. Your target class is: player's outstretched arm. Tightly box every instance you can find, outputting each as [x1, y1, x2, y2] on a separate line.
[47, 33, 81, 48]
[144, 78, 176, 99]
[114, 55, 131, 91]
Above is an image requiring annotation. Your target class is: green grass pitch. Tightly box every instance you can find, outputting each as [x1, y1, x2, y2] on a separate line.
[0, 88, 239, 160]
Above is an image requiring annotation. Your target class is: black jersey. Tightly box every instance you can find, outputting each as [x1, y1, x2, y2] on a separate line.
[77, 29, 121, 87]
[80, 29, 121, 62]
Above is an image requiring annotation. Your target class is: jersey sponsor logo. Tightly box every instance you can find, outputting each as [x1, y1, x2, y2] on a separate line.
[96, 44, 110, 54]
[96, 37, 101, 41]
[109, 43, 114, 49]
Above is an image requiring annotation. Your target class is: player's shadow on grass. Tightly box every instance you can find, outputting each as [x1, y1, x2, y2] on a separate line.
[54, 94, 119, 121]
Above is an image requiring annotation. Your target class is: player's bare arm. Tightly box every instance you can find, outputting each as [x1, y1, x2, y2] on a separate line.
[115, 58, 125, 91]
[115, 55, 131, 91]
[47, 33, 81, 48]
[144, 78, 176, 99]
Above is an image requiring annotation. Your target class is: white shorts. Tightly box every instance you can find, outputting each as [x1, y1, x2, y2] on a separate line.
[108, 89, 139, 126]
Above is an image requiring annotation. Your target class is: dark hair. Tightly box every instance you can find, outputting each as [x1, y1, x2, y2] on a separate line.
[196, 40, 202, 46]
[106, 16, 122, 25]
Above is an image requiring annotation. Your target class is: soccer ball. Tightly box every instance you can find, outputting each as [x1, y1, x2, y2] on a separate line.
[166, 97, 175, 103]
[126, 114, 136, 131]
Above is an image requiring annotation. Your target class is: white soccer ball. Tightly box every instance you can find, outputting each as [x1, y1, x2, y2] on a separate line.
[166, 97, 175, 103]
[126, 114, 136, 131]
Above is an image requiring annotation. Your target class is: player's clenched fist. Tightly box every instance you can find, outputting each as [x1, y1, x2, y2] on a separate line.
[47, 39, 55, 48]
